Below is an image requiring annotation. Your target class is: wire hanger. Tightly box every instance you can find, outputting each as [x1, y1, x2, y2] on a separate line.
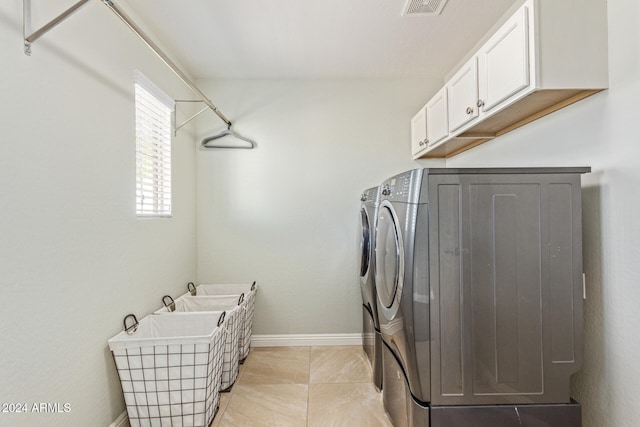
[201, 125, 256, 150]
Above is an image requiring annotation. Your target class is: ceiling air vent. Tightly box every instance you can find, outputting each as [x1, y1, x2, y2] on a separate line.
[403, 0, 449, 16]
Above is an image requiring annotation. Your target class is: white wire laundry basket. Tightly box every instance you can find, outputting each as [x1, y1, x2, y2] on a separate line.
[155, 295, 243, 391]
[186, 281, 257, 362]
[108, 311, 226, 427]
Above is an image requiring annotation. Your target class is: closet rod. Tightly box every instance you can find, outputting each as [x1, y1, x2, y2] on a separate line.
[23, 0, 92, 54]
[101, 0, 232, 128]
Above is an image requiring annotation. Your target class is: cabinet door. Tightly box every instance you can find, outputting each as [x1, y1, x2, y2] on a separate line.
[447, 56, 479, 133]
[429, 173, 584, 405]
[425, 87, 448, 146]
[411, 107, 428, 156]
[467, 182, 544, 399]
[478, 4, 530, 113]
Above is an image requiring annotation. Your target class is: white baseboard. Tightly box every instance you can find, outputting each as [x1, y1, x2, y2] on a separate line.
[109, 410, 129, 427]
[251, 333, 363, 347]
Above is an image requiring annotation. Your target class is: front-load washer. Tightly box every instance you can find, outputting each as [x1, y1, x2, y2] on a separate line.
[375, 169, 430, 426]
[359, 186, 382, 391]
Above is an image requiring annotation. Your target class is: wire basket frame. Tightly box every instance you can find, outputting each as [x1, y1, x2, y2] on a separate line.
[156, 296, 243, 390]
[109, 313, 226, 427]
[218, 306, 240, 390]
[239, 289, 256, 361]
[186, 282, 257, 362]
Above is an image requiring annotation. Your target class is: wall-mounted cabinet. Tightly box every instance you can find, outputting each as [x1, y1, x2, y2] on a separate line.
[411, 107, 428, 157]
[478, 4, 530, 115]
[411, 87, 449, 157]
[413, 0, 608, 159]
[447, 57, 479, 133]
[425, 87, 448, 147]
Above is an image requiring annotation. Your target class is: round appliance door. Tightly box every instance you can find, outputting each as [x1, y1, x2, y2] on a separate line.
[375, 203, 404, 319]
[360, 208, 371, 278]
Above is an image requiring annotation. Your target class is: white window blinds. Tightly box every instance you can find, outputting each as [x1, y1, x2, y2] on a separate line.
[134, 71, 175, 217]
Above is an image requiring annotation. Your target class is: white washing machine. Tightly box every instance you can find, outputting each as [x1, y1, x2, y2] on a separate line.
[359, 186, 383, 391]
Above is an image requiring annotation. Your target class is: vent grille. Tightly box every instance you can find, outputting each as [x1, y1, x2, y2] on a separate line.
[403, 0, 448, 16]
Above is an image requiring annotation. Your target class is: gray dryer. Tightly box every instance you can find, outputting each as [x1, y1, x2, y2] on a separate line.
[359, 186, 383, 391]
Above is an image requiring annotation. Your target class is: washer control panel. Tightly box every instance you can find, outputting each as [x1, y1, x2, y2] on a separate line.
[381, 169, 422, 203]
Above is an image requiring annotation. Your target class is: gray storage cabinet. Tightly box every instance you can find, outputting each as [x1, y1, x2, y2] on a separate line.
[427, 168, 587, 406]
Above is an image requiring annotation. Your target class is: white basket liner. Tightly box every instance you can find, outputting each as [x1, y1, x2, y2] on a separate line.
[189, 283, 257, 361]
[108, 312, 226, 427]
[155, 297, 242, 390]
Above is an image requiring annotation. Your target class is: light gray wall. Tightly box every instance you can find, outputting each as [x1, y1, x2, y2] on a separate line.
[2, 0, 633, 426]
[194, 79, 442, 335]
[445, 0, 640, 425]
[0, 2, 197, 426]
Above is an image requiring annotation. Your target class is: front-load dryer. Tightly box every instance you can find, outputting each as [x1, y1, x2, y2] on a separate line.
[359, 186, 382, 391]
[375, 169, 430, 426]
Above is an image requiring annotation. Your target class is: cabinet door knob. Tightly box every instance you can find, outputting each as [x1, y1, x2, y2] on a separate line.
[477, 99, 485, 108]
[466, 107, 474, 114]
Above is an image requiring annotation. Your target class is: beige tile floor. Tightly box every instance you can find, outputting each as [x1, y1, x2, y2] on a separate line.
[211, 346, 393, 427]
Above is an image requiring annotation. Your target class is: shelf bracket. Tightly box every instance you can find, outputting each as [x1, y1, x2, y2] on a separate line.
[23, 0, 92, 56]
[173, 100, 211, 136]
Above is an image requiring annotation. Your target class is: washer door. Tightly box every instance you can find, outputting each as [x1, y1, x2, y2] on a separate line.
[360, 208, 371, 278]
[375, 203, 404, 318]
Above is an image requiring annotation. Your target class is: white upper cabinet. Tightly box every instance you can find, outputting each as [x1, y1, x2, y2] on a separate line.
[414, 0, 608, 159]
[411, 87, 449, 156]
[425, 87, 448, 147]
[477, 5, 530, 113]
[447, 57, 479, 133]
[411, 107, 428, 157]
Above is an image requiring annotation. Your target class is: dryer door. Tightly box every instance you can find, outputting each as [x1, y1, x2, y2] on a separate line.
[375, 203, 404, 319]
[359, 207, 371, 278]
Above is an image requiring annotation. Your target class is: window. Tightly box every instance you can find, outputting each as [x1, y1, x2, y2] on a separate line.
[134, 71, 174, 217]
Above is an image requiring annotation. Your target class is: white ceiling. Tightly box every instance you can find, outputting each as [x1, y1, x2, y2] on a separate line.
[122, 0, 517, 80]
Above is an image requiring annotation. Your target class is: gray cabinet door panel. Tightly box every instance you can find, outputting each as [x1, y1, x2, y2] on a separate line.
[548, 183, 578, 363]
[429, 173, 584, 405]
[433, 184, 464, 397]
[469, 183, 543, 396]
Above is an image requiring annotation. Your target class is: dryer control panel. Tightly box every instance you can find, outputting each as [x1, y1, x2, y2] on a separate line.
[380, 169, 423, 203]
